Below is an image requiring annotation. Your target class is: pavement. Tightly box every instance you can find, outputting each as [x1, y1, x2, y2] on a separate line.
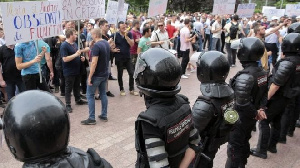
[1, 57, 300, 168]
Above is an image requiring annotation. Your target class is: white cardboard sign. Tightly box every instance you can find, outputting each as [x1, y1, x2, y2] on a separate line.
[148, 0, 168, 17]
[212, 0, 236, 15]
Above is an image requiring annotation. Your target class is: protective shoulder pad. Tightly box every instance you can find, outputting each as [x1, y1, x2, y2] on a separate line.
[234, 73, 254, 105]
[176, 94, 189, 103]
[192, 97, 214, 132]
[137, 111, 158, 126]
[273, 60, 295, 86]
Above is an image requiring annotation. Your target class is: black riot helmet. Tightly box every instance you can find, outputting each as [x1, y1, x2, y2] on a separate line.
[197, 51, 230, 83]
[282, 33, 300, 54]
[134, 48, 182, 98]
[288, 22, 300, 34]
[234, 37, 265, 62]
[2, 90, 70, 163]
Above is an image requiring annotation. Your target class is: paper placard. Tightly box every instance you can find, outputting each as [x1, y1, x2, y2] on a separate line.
[0, 1, 63, 45]
[118, 3, 129, 22]
[212, 0, 236, 15]
[262, 6, 276, 14]
[236, 3, 256, 18]
[285, 4, 300, 16]
[148, 0, 168, 17]
[61, 0, 105, 21]
[264, 9, 285, 21]
[105, 0, 118, 25]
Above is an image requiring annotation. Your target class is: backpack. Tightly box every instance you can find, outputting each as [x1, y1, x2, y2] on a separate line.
[229, 22, 239, 40]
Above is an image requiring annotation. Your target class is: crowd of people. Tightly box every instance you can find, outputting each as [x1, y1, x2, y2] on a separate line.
[0, 9, 300, 168]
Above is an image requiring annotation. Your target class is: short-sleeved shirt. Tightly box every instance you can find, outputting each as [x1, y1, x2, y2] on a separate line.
[60, 41, 81, 77]
[180, 26, 190, 51]
[150, 29, 170, 49]
[130, 29, 142, 55]
[0, 45, 22, 82]
[113, 32, 133, 62]
[91, 40, 110, 78]
[138, 37, 151, 53]
[166, 24, 176, 39]
[15, 41, 40, 76]
[193, 21, 203, 32]
[224, 22, 243, 43]
[211, 21, 222, 38]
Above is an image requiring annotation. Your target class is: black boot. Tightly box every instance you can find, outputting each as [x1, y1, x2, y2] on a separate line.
[250, 148, 267, 159]
[267, 145, 277, 153]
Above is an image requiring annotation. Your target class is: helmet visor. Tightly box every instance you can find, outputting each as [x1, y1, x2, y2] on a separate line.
[231, 39, 243, 49]
[134, 53, 147, 79]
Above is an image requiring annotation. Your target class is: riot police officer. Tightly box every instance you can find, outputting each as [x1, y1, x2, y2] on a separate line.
[134, 48, 200, 168]
[192, 51, 239, 168]
[251, 33, 300, 159]
[225, 37, 268, 168]
[0, 90, 112, 168]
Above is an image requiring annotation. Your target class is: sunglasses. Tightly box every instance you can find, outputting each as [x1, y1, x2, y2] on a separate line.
[158, 25, 164, 27]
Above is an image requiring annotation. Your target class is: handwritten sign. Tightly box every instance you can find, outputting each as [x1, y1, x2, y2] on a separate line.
[236, 3, 256, 18]
[105, 0, 118, 25]
[262, 6, 276, 14]
[0, 1, 63, 45]
[117, 0, 124, 16]
[285, 4, 300, 16]
[61, 0, 105, 21]
[118, 3, 129, 22]
[264, 9, 285, 21]
[212, 0, 236, 15]
[148, 0, 168, 17]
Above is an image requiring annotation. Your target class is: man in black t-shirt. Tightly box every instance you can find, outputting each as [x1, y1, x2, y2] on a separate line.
[0, 44, 25, 102]
[60, 29, 88, 113]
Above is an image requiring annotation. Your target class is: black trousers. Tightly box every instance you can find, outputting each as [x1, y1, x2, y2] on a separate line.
[221, 32, 225, 52]
[226, 43, 237, 66]
[115, 59, 134, 91]
[265, 43, 278, 67]
[65, 75, 81, 106]
[22, 73, 51, 92]
[203, 34, 210, 50]
[226, 117, 256, 168]
[59, 70, 65, 94]
[256, 95, 288, 153]
[181, 49, 190, 75]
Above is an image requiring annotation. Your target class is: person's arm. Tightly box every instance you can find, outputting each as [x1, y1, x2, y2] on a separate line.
[45, 52, 54, 80]
[0, 63, 6, 87]
[265, 21, 287, 37]
[87, 56, 98, 86]
[268, 83, 280, 100]
[62, 50, 81, 62]
[180, 148, 196, 168]
[137, 47, 142, 55]
[125, 32, 134, 47]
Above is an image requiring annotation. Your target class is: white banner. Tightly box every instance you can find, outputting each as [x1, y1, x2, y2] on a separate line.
[118, 3, 129, 22]
[236, 3, 256, 18]
[262, 6, 276, 14]
[148, 0, 168, 17]
[212, 0, 236, 15]
[105, 0, 118, 25]
[117, 0, 125, 16]
[264, 9, 285, 21]
[61, 0, 105, 21]
[285, 4, 300, 16]
[0, 1, 63, 45]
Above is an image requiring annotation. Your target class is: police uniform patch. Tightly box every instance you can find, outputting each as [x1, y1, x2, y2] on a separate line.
[167, 114, 192, 143]
[257, 75, 268, 86]
[221, 100, 239, 124]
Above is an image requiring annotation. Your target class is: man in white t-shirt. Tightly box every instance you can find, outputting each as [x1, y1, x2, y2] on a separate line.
[180, 19, 195, 79]
[150, 21, 171, 49]
[211, 15, 222, 51]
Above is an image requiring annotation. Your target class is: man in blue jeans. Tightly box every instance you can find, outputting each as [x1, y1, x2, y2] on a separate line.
[81, 28, 110, 125]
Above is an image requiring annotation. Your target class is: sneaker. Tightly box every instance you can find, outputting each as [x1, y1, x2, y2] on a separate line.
[181, 75, 188, 79]
[185, 73, 191, 76]
[106, 91, 115, 97]
[108, 75, 117, 80]
[231, 64, 236, 67]
[98, 115, 108, 122]
[95, 94, 101, 100]
[190, 69, 196, 73]
[130, 90, 139, 96]
[120, 90, 126, 96]
[66, 105, 73, 113]
[250, 148, 267, 159]
[55, 86, 59, 93]
[80, 94, 87, 99]
[76, 99, 88, 105]
[81, 119, 96, 125]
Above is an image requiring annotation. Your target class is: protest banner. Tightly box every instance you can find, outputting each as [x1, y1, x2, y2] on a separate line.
[236, 3, 256, 18]
[105, 0, 118, 25]
[285, 4, 300, 16]
[0, 1, 63, 45]
[117, 0, 124, 16]
[264, 9, 285, 21]
[212, 0, 236, 15]
[61, 0, 105, 21]
[118, 3, 129, 22]
[262, 6, 276, 14]
[148, 0, 168, 17]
